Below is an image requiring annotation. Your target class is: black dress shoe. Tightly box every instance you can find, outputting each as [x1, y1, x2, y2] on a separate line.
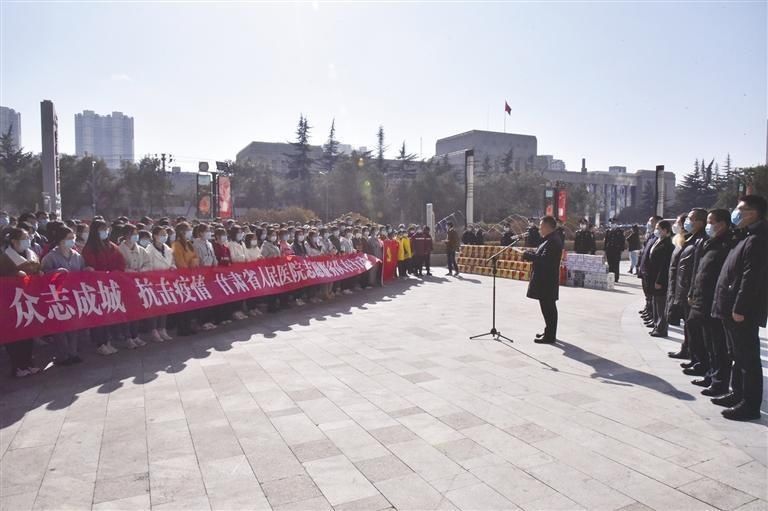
[668, 351, 689, 359]
[535, 333, 545, 339]
[711, 393, 741, 407]
[722, 404, 761, 421]
[680, 361, 696, 369]
[691, 378, 711, 388]
[649, 331, 668, 337]
[701, 386, 729, 397]
[683, 367, 706, 376]
[534, 337, 556, 344]
[644, 322, 655, 329]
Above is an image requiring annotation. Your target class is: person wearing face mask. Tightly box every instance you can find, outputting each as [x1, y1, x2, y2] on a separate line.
[410, 226, 428, 277]
[667, 209, 707, 357]
[522, 216, 563, 344]
[137, 230, 152, 250]
[171, 222, 198, 269]
[260, 229, 281, 258]
[638, 215, 663, 323]
[626, 225, 641, 274]
[461, 224, 477, 245]
[244, 232, 262, 261]
[646, 220, 674, 337]
[0, 227, 43, 377]
[35, 211, 50, 240]
[42, 226, 93, 363]
[603, 219, 625, 283]
[686, 209, 733, 401]
[574, 220, 596, 255]
[328, 226, 342, 254]
[500, 223, 515, 247]
[118, 224, 151, 348]
[396, 229, 412, 279]
[525, 218, 542, 248]
[710, 195, 768, 421]
[277, 229, 294, 257]
[82, 219, 128, 355]
[662, 214, 689, 330]
[292, 229, 308, 256]
[227, 226, 248, 264]
[193, 224, 217, 268]
[144, 226, 176, 341]
[75, 223, 89, 252]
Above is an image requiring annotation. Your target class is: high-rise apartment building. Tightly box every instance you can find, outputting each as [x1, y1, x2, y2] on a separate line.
[0, 106, 22, 149]
[75, 110, 134, 169]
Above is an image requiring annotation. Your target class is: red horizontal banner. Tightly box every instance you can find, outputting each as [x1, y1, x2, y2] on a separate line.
[0, 253, 377, 345]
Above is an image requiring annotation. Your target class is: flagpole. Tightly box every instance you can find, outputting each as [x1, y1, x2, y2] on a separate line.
[503, 113, 506, 133]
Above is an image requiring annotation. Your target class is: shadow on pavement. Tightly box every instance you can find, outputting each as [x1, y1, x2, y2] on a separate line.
[0, 276, 437, 429]
[552, 339, 695, 401]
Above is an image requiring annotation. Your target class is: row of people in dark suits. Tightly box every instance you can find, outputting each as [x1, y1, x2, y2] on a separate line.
[637, 195, 767, 421]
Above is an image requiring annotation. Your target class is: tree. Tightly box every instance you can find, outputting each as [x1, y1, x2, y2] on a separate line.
[396, 141, 416, 173]
[500, 148, 515, 173]
[321, 119, 340, 173]
[284, 115, 314, 208]
[375, 125, 388, 174]
[0, 125, 33, 209]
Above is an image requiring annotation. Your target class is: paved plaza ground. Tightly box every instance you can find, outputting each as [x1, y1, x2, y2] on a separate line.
[1, 262, 766, 511]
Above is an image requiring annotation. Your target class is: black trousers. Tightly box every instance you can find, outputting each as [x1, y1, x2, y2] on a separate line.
[685, 311, 710, 373]
[424, 253, 431, 274]
[700, 315, 730, 389]
[606, 251, 621, 282]
[641, 276, 652, 315]
[651, 294, 668, 334]
[539, 299, 558, 340]
[447, 251, 458, 273]
[5, 339, 33, 373]
[723, 319, 762, 412]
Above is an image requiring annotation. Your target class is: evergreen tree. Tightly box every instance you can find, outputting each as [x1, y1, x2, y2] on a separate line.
[376, 125, 388, 174]
[0, 125, 33, 209]
[321, 119, 340, 173]
[396, 141, 416, 173]
[284, 115, 314, 208]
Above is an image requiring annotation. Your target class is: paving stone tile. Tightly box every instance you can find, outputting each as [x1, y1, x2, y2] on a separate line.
[402, 372, 440, 384]
[151, 494, 211, 511]
[334, 493, 392, 511]
[678, 478, 756, 510]
[266, 407, 304, 418]
[388, 406, 425, 418]
[262, 473, 323, 507]
[287, 388, 325, 402]
[397, 412, 464, 444]
[303, 454, 380, 506]
[0, 445, 54, 496]
[92, 494, 151, 511]
[527, 460, 635, 510]
[387, 439, 464, 482]
[324, 424, 390, 462]
[242, 438, 305, 482]
[93, 472, 149, 504]
[429, 472, 482, 493]
[374, 473, 450, 510]
[470, 463, 557, 507]
[355, 455, 413, 483]
[444, 482, 519, 510]
[271, 496, 333, 511]
[503, 421, 559, 444]
[0, 490, 36, 511]
[290, 439, 342, 463]
[437, 411, 487, 430]
[435, 437, 493, 464]
[32, 470, 95, 510]
[271, 413, 326, 445]
[148, 454, 207, 506]
[367, 424, 419, 445]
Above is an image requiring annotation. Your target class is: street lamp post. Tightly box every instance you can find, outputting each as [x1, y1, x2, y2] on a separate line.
[90, 159, 97, 216]
[318, 171, 329, 221]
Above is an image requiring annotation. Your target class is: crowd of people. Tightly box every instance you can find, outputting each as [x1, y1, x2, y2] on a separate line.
[0, 211, 435, 378]
[634, 196, 767, 422]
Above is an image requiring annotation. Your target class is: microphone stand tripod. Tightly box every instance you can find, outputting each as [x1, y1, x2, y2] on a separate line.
[469, 239, 521, 343]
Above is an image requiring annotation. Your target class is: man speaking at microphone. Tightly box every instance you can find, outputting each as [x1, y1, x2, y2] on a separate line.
[522, 216, 563, 344]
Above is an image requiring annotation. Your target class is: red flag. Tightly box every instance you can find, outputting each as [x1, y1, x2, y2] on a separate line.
[504, 101, 511, 115]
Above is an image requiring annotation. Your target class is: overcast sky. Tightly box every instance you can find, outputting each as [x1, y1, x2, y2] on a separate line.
[1, 1, 765, 176]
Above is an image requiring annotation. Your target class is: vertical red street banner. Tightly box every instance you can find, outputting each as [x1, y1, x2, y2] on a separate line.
[218, 175, 233, 219]
[557, 188, 568, 221]
[382, 240, 399, 282]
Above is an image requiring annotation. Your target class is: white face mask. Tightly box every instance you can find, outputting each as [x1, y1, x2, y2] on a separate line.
[298, 235, 305, 242]
[218, 236, 228, 243]
[138, 238, 150, 248]
[236, 232, 244, 241]
[203, 232, 212, 241]
[269, 235, 277, 243]
[157, 235, 168, 244]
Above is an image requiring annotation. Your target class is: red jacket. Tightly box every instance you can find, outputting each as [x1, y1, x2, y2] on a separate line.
[213, 242, 232, 266]
[82, 242, 126, 271]
[411, 233, 433, 257]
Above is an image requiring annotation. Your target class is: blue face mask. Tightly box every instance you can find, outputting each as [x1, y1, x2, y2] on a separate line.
[731, 209, 742, 227]
[18, 239, 31, 251]
[705, 224, 716, 238]
[653, 229, 662, 238]
[130, 234, 139, 244]
[63, 239, 75, 249]
[683, 219, 693, 232]
[99, 230, 109, 241]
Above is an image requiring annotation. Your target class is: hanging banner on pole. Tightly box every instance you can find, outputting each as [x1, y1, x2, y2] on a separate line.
[217, 175, 233, 219]
[556, 188, 568, 221]
[655, 165, 665, 217]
